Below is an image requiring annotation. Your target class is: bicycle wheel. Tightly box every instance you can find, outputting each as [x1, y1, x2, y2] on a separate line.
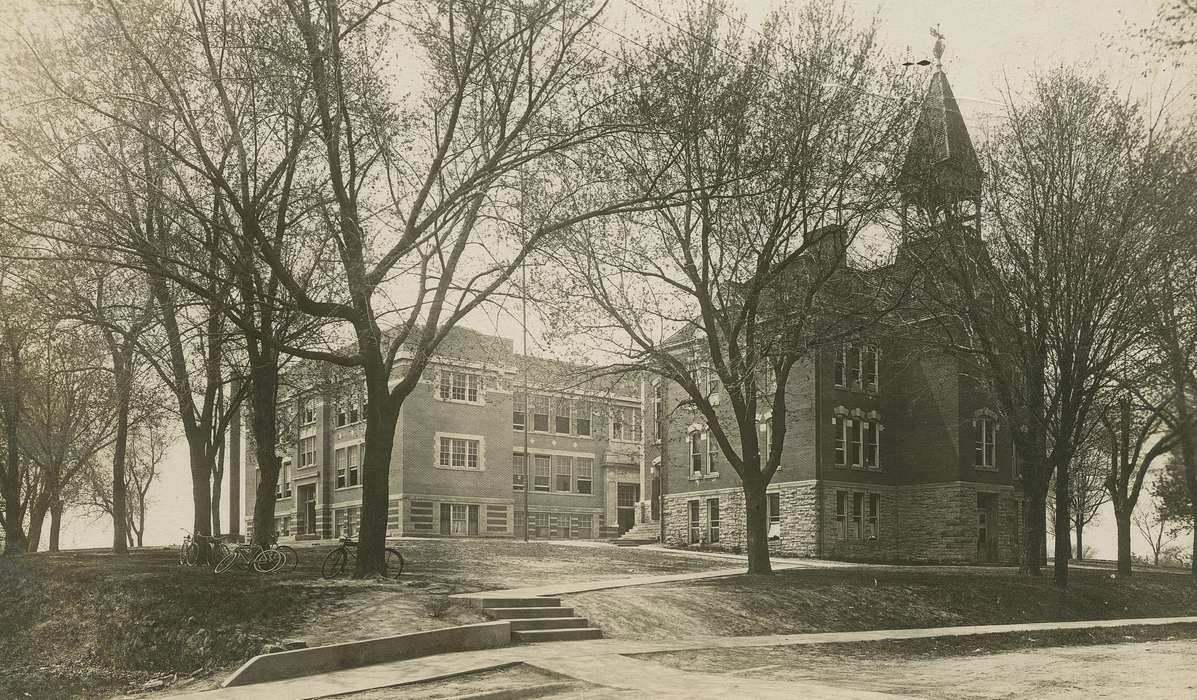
[252, 549, 285, 574]
[384, 548, 405, 578]
[184, 541, 200, 567]
[276, 545, 298, 572]
[215, 551, 241, 574]
[321, 548, 347, 579]
[232, 544, 255, 569]
[178, 542, 188, 566]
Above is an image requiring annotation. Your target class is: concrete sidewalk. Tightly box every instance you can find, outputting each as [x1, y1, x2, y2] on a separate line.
[167, 615, 1197, 700]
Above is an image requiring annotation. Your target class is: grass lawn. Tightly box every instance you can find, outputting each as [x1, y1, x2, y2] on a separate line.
[0, 539, 721, 699]
[567, 565, 1197, 640]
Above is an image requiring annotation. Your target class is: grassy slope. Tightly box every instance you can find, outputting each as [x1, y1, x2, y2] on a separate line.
[569, 566, 1197, 640]
[0, 539, 720, 699]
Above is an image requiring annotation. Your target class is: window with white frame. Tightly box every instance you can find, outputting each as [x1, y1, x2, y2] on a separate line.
[335, 447, 348, 488]
[767, 491, 781, 538]
[575, 457, 593, 494]
[276, 460, 293, 499]
[835, 491, 848, 538]
[863, 420, 879, 470]
[575, 400, 592, 436]
[851, 492, 864, 538]
[533, 455, 551, 491]
[866, 493, 880, 539]
[450, 504, 469, 535]
[848, 347, 861, 386]
[513, 394, 526, 431]
[439, 370, 481, 402]
[299, 436, 317, 468]
[862, 346, 879, 390]
[513, 453, 526, 490]
[689, 432, 703, 475]
[834, 415, 847, 466]
[758, 419, 771, 468]
[849, 418, 862, 467]
[610, 406, 642, 441]
[300, 400, 316, 426]
[834, 347, 847, 386]
[335, 402, 348, 428]
[533, 395, 550, 432]
[653, 382, 664, 442]
[688, 500, 701, 544]
[554, 455, 572, 491]
[708, 498, 720, 543]
[347, 444, 360, 486]
[554, 397, 572, 434]
[438, 436, 480, 470]
[975, 417, 997, 469]
[706, 433, 718, 473]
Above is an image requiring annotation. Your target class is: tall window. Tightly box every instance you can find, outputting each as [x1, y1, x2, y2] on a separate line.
[533, 455, 551, 491]
[300, 400, 316, 425]
[335, 403, 348, 428]
[276, 460, 292, 499]
[533, 395, 550, 432]
[975, 418, 996, 469]
[512, 394, 526, 431]
[439, 437, 480, 470]
[348, 398, 361, 424]
[866, 494, 880, 539]
[631, 407, 643, 441]
[862, 346, 879, 390]
[335, 447, 348, 488]
[689, 500, 701, 544]
[554, 398, 572, 434]
[834, 416, 846, 466]
[440, 370, 481, 402]
[835, 491, 847, 538]
[706, 434, 719, 473]
[834, 347, 846, 386]
[554, 455, 572, 491]
[767, 492, 781, 537]
[863, 420, 879, 470]
[758, 420, 771, 467]
[690, 432, 703, 475]
[347, 444, 360, 486]
[575, 457, 593, 494]
[708, 499, 720, 543]
[575, 400, 591, 436]
[513, 453, 526, 490]
[848, 347, 861, 386]
[851, 492, 864, 539]
[849, 418, 862, 467]
[653, 382, 664, 441]
[450, 504, 469, 535]
[299, 437, 317, 468]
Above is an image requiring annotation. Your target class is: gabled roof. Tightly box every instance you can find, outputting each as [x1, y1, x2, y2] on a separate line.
[899, 70, 982, 207]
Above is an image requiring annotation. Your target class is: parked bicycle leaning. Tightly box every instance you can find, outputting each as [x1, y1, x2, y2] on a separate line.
[321, 537, 404, 579]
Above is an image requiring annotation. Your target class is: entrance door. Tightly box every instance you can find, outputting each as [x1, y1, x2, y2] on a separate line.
[296, 484, 317, 535]
[650, 469, 661, 521]
[617, 483, 639, 534]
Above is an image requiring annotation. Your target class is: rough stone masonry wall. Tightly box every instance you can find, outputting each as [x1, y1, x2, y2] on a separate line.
[818, 482, 899, 561]
[662, 481, 818, 557]
[895, 483, 978, 563]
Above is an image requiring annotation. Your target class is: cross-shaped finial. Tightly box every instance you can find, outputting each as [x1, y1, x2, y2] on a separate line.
[930, 24, 945, 68]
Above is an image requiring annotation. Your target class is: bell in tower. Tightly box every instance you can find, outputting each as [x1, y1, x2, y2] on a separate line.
[897, 27, 983, 237]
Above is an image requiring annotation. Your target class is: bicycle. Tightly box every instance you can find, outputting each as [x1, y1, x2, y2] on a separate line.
[215, 533, 297, 574]
[321, 537, 404, 579]
[180, 532, 229, 569]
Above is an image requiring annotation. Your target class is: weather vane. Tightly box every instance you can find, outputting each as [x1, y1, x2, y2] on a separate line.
[930, 24, 946, 69]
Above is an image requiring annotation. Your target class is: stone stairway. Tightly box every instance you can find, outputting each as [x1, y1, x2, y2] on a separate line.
[474, 596, 603, 643]
[611, 520, 660, 546]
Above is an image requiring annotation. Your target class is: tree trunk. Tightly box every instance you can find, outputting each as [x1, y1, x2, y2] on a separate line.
[229, 378, 241, 540]
[1053, 454, 1071, 588]
[354, 368, 399, 578]
[25, 498, 49, 553]
[1021, 487, 1045, 576]
[1115, 509, 1132, 576]
[1172, 366, 1197, 576]
[211, 451, 223, 539]
[742, 479, 772, 575]
[189, 440, 214, 537]
[48, 498, 63, 552]
[1, 400, 27, 554]
[248, 360, 280, 548]
[1074, 517, 1084, 561]
[110, 364, 132, 555]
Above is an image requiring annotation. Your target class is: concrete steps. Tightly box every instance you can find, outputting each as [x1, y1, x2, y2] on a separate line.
[508, 617, 589, 631]
[611, 521, 660, 546]
[467, 594, 603, 643]
[511, 627, 603, 643]
[488, 606, 577, 619]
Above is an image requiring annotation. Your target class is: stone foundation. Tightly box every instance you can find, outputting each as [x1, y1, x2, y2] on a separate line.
[663, 479, 1021, 563]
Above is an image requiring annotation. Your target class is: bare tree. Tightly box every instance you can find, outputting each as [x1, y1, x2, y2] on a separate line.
[911, 69, 1171, 585]
[546, 0, 917, 574]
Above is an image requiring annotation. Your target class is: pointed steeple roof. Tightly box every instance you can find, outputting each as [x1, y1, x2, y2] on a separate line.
[898, 69, 982, 208]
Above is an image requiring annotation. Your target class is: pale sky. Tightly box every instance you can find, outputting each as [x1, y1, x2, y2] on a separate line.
[37, 0, 1191, 560]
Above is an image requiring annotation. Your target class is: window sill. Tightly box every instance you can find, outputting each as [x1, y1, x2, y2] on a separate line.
[334, 485, 361, 492]
[435, 464, 486, 472]
[689, 472, 719, 482]
[974, 465, 998, 472]
[437, 396, 485, 406]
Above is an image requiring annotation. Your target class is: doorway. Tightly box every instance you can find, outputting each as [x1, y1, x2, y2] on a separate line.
[977, 493, 997, 562]
[297, 484, 317, 536]
[617, 483, 640, 534]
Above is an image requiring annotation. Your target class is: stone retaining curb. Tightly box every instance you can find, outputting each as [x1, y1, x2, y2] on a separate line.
[220, 620, 512, 687]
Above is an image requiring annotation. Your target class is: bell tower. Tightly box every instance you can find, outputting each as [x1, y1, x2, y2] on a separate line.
[898, 28, 983, 237]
